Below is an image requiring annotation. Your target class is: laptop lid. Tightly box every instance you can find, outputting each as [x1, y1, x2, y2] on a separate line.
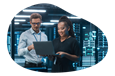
[33, 41, 56, 55]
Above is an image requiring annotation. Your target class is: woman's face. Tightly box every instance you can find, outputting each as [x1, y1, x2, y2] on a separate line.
[58, 22, 70, 37]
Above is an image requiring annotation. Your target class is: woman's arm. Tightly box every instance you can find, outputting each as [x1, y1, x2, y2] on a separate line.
[64, 53, 80, 62]
[56, 52, 80, 62]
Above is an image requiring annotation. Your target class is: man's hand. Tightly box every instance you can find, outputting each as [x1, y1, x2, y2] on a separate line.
[27, 44, 34, 51]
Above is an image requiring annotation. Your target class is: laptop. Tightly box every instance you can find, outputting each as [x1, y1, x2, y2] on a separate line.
[33, 41, 59, 55]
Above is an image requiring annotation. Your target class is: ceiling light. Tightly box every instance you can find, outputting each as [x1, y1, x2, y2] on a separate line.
[50, 20, 59, 22]
[15, 15, 30, 18]
[14, 19, 26, 22]
[15, 22, 19, 25]
[67, 16, 81, 19]
[23, 22, 55, 26]
[23, 9, 46, 12]
[41, 22, 55, 25]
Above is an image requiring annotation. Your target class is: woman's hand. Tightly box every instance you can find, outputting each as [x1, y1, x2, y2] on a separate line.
[56, 51, 67, 58]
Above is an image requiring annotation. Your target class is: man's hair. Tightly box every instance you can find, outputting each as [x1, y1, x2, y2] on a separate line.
[30, 13, 42, 21]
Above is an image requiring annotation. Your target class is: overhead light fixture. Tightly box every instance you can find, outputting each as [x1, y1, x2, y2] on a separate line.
[14, 22, 19, 24]
[50, 20, 59, 22]
[23, 9, 46, 12]
[27, 22, 55, 25]
[41, 22, 55, 25]
[67, 16, 82, 19]
[14, 19, 26, 22]
[15, 15, 30, 18]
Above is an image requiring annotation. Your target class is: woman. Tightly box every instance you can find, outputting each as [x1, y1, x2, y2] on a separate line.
[48, 16, 81, 72]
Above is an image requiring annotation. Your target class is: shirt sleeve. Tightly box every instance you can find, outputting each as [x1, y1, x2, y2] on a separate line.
[72, 40, 81, 57]
[18, 33, 29, 56]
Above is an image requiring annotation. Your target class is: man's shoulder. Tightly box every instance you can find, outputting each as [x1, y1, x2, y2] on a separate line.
[41, 32, 47, 37]
[21, 29, 31, 36]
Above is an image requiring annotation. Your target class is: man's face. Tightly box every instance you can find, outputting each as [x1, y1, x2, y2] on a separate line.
[30, 18, 41, 33]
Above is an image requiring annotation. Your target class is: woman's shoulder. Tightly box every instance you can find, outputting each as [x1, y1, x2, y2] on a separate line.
[70, 37, 79, 44]
[70, 37, 77, 41]
[52, 37, 60, 42]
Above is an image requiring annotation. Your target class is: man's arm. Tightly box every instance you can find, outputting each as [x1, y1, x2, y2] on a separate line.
[18, 33, 29, 56]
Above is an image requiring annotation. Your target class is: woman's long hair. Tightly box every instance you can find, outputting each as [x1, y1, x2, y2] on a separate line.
[59, 16, 76, 38]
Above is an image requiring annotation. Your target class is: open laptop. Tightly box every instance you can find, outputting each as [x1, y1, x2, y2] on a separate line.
[33, 41, 59, 55]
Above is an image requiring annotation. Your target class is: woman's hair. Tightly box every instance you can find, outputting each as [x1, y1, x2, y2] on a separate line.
[59, 16, 76, 38]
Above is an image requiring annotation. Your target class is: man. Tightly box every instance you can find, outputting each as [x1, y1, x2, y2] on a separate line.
[18, 13, 48, 68]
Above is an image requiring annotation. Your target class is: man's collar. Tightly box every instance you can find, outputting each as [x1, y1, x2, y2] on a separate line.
[30, 28, 41, 34]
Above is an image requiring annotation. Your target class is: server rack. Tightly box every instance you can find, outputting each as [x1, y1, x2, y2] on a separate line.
[72, 23, 81, 69]
[97, 29, 108, 62]
[82, 32, 96, 67]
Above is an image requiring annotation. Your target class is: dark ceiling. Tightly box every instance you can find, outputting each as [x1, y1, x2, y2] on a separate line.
[9, 3, 90, 32]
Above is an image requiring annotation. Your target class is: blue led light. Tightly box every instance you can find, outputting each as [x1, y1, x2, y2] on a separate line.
[92, 31, 96, 33]
[97, 48, 100, 50]
[93, 47, 95, 48]
[85, 34, 88, 36]
[83, 47, 86, 48]
[83, 27, 86, 29]
[85, 38, 88, 40]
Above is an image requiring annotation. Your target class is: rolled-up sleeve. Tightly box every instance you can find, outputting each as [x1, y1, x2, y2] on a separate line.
[18, 33, 29, 56]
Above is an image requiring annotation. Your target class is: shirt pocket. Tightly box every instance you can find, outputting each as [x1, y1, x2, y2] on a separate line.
[27, 38, 36, 46]
[41, 36, 47, 41]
